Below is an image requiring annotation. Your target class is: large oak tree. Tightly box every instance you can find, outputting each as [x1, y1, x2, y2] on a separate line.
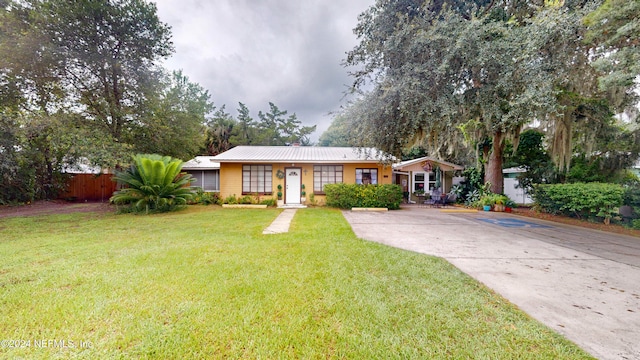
[343, 0, 638, 193]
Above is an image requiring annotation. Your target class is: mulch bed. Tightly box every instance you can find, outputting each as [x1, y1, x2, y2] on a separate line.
[511, 207, 640, 238]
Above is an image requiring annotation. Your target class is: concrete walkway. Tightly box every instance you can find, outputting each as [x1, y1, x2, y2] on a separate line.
[263, 209, 297, 234]
[342, 206, 640, 360]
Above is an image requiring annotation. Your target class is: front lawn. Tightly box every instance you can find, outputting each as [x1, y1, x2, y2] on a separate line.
[0, 207, 592, 359]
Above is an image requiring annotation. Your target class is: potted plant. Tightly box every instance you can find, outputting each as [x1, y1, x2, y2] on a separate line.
[493, 195, 507, 212]
[300, 184, 306, 203]
[276, 184, 283, 206]
[505, 198, 516, 212]
[480, 194, 494, 211]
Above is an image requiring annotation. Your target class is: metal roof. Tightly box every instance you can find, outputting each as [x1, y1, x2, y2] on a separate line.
[503, 167, 526, 173]
[182, 156, 220, 170]
[211, 146, 388, 163]
[393, 156, 464, 171]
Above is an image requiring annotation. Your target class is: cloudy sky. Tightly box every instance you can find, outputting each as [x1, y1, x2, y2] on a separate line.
[153, 0, 374, 141]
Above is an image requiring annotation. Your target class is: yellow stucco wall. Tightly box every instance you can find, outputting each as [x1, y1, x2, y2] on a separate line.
[219, 162, 393, 205]
[219, 163, 244, 199]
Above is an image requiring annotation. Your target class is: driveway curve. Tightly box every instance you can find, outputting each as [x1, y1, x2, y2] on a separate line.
[342, 206, 640, 360]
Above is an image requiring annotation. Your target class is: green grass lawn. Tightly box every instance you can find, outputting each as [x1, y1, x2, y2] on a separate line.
[0, 207, 593, 359]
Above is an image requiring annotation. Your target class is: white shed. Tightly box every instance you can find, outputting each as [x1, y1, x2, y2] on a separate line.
[503, 167, 533, 205]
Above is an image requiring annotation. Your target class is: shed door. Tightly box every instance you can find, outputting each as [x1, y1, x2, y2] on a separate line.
[285, 168, 301, 204]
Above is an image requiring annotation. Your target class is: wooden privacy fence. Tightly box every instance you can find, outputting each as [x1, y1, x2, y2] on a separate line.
[60, 174, 118, 202]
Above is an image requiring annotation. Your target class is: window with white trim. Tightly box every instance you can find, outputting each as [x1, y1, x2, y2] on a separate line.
[242, 165, 272, 194]
[356, 168, 378, 185]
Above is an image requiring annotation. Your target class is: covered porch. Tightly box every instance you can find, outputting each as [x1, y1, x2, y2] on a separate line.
[393, 156, 464, 204]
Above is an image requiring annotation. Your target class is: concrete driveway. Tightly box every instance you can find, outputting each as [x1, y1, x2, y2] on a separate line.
[342, 206, 640, 360]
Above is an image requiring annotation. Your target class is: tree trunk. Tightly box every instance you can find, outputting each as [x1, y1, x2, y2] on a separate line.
[481, 142, 490, 180]
[485, 131, 505, 194]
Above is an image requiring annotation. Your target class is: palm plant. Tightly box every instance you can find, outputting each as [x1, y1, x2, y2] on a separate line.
[110, 154, 195, 213]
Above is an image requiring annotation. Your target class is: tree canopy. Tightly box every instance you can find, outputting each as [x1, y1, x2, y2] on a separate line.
[205, 102, 317, 155]
[318, 112, 355, 147]
[584, 0, 640, 90]
[0, 0, 213, 202]
[337, 0, 640, 193]
[0, 0, 316, 203]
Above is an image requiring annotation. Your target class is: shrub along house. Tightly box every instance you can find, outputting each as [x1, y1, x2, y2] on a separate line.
[211, 146, 393, 206]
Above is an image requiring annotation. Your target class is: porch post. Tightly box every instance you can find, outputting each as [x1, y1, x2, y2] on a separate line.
[443, 170, 446, 193]
[409, 171, 413, 203]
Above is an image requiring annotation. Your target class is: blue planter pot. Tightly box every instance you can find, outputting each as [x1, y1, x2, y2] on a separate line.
[483, 205, 491, 211]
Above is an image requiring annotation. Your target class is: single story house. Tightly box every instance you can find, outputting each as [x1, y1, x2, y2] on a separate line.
[392, 156, 464, 203]
[211, 146, 393, 206]
[182, 156, 221, 192]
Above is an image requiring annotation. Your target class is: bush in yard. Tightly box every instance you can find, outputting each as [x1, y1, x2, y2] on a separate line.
[223, 194, 238, 204]
[620, 185, 640, 227]
[110, 154, 195, 214]
[239, 195, 255, 204]
[188, 188, 221, 205]
[531, 183, 623, 224]
[325, 184, 403, 209]
[455, 167, 484, 205]
[260, 198, 276, 207]
[623, 186, 640, 215]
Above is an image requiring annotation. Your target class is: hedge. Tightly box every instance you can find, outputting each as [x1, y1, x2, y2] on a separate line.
[324, 184, 403, 210]
[531, 182, 624, 223]
[623, 186, 640, 217]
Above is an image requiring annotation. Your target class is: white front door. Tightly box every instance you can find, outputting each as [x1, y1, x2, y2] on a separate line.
[285, 168, 301, 204]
